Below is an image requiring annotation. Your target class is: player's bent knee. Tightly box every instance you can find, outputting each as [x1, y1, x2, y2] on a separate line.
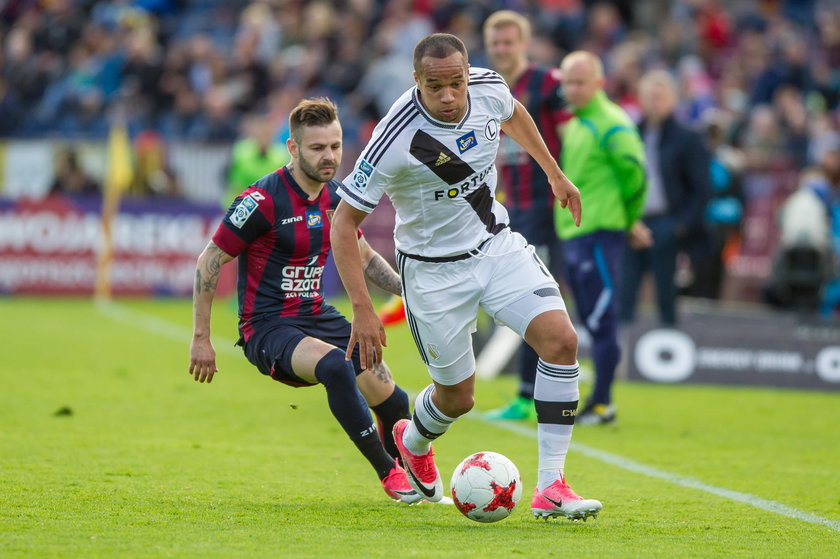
[531, 324, 578, 363]
[314, 348, 356, 390]
[556, 327, 579, 358]
[440, 394, 474, 418]
[435, 385, 475, 418]
[453, 393, 475, 416]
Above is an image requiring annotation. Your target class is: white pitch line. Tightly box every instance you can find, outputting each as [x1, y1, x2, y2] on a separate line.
[481, 417, 840, 533]
[98, 302, 840, 533]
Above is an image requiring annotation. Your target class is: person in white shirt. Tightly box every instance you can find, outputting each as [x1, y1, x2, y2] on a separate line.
[330, 33, 601, 520]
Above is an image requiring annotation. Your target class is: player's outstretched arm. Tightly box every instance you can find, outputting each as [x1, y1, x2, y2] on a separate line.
[358, 235, 401, 297]
[330, 200, 386, 370]
[501, 100, 582, 227]
[190, 241, 234, 384]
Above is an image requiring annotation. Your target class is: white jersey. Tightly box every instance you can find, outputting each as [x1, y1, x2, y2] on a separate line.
[339, 67, 515, 258]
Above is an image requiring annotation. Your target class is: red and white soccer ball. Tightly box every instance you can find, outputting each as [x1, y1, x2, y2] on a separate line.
[450, 451, 522, 523]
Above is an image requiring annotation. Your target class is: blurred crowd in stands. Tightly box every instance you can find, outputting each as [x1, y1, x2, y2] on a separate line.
[1, 0, 836, 150]
[1, 0, 839, 315]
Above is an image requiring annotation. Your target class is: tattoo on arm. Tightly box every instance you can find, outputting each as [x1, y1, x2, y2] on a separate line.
[195, 244, 224, 295]
[372, 362, 393, 385]
[364, 254, 402, 296]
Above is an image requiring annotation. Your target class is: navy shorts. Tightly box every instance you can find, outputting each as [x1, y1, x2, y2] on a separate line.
[559, 230, 626, 336]
[241, 304, 362, 388]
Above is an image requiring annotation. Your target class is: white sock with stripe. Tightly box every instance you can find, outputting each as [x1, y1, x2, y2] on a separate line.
[403, 384, 456, 456]
[534, 359, 579, 491]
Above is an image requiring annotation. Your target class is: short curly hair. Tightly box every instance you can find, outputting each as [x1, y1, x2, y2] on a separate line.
[289, 97, 339, 143]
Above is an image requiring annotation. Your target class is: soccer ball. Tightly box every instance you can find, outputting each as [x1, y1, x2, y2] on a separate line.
[450, 451, 522, 523]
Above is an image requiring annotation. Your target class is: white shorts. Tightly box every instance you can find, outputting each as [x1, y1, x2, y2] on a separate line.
[396, 228, 566, 386]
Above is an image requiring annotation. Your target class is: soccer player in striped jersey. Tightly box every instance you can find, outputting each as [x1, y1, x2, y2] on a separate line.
[482, 10, 573, 421]
[189, 98, 420, 504]
[331, 34, 602, 520]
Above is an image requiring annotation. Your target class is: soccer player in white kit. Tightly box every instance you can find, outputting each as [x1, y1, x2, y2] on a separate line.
[331, 33, 602, 520]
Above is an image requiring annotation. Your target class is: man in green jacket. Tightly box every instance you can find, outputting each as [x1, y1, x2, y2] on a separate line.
[224, 116, 290, 208]
[556, 51, 648, 425]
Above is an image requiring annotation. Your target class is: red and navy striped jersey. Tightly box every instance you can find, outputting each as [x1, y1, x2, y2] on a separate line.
[212, 166, 344, 341]
[498, 65, 571, 215]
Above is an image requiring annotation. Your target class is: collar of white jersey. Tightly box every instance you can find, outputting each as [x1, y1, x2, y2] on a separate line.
[411, 89, 472, 130]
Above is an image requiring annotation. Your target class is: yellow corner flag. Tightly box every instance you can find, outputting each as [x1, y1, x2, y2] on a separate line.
[94, 122, 133, 301]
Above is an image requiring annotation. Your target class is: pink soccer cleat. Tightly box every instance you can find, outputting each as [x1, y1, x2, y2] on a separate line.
[381, 462, 422, 504]
[392, 419, 443, 502]
[531, 476, 602, 520]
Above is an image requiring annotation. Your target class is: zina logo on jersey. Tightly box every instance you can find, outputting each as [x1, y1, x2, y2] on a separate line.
[281, 215, 303, 225]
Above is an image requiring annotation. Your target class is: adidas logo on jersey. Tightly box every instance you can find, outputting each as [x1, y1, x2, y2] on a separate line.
[435, 152, 451, 166]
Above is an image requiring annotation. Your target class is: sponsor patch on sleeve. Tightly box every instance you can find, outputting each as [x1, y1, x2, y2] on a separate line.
[230, 195, 260, 228]
[351, 159, 374, 191]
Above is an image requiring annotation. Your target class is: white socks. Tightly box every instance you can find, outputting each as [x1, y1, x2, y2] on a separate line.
[403, 385, 456, 455]
[534, 359, 580, 491]
[400, 362, 579, 492]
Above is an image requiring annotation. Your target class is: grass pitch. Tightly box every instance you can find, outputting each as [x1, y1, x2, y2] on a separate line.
[1, 298, 838, 558]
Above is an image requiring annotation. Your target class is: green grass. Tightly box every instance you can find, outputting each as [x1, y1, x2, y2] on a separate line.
[2, 298, 838, 557]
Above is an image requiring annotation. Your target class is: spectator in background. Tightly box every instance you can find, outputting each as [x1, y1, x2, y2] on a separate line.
[120, 26, 164, 127]
[620, 69, 710, 326]
[763, 168, 834, 313]
[156, 42, 192, 131]
[0, 77, 22, 135]
[192, 85, 240, 142]
[684, 110, 746, 300]
[806, 134, 840, 318]
[32, 0, 84, 59]
[606, 40, 644, 122]
[236, 1, 281, 64]
[556, 51, 646, 426]
[349, 26, 418, 120]
[579, 2, 625, 58]
[34, 42, 107, 135]
[185, 34, 218, 97]
[741, 105, 789, 170]
[48, 147, 100, 196]
[773, 84, 810, 170]
[224, 114, 289, 207]
[3, 26, 52, 118]
[158, 86, 203, 140]
[480, 10, 571, 421]
[751, 31, 811, 106]
[228, 25, 270, 114]
[128, 130, 181, 198]
[676, 55, 716, 125]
